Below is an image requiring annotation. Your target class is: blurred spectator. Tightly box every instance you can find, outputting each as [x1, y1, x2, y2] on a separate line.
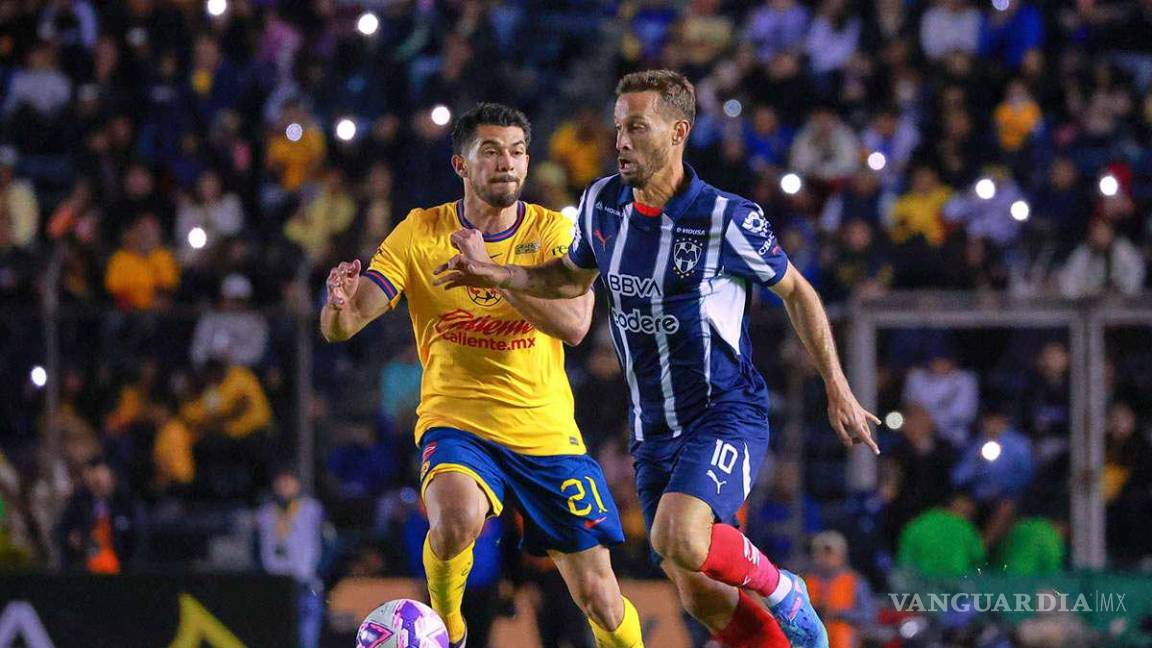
[979, 1, 1044, 70]
[678, 0, 734, 69]
[265, 100, 327, 195]
[994, 516, 1065, 575]
[0, 149, 39, 248]
[0, 209, 35, 307]
[521, 161, 573, 215]
[38, 0, 99, 52]
[112, 163, 172, 236]
[284, 168, 357, 262]
[189, 34, 244, 128]
[743, 104, 795, 170]
[859, 107, 919, 189]
[804, 531, 874, 648]
[104, 214, 179, 311]
[804, 0, 861, 77]
[1104, 400, 1152, 563]
[1031, 157, 1093, 256]
[47, 177, 93, 241]
[942, 167, 1027, 248]
[993, 79, 1043, 154]
[152, 398, 194, 496]
[175, 169, 245, 265]
[880, 404, 959, 545]
[789, 104, 860, 182]
[744, 0, 810, 62]
[625, 0, 679, 65]
[190, 274, 269, 368]
[919, 0, 982, 62]
[1021, 341, 1071, 465]
[952, 403, 1035, 546]
[549, 106, 610, 193]
[573, 327, 631, 451]
[3, 41, 72, 118]
[902, 348, 978, 447]
[257, 467, 324, 648]
[886, 165, 952, 248]
[182, 359, 273, 500]
[56, 457, 140, 574]
[897, 492, 986, 577]
[379, 345, 422, 435]
[355, 163, 396, 260]
[1059, 218, 1146, 298]
[819, 169, 884, 233]
[819, 217, 892, 304]
[743, 51, 816, 127]
[324, 420, 398, 502]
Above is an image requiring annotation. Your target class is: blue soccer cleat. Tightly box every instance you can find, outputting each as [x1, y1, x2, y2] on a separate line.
[767, 570, 829, 648]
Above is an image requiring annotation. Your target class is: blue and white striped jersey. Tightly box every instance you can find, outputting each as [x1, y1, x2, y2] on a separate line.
[567, 164, 790, 441]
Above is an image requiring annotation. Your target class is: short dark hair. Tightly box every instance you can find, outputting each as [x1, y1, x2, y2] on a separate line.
[615, 69, 696, 125]
[450, 103, 532, 154]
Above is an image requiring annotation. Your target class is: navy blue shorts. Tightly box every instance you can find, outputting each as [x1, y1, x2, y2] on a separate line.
[632, 403, 771, 536]
[419, 427, 625, 556]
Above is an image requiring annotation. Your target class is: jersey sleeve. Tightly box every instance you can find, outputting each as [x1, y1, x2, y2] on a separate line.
[566, 186, 598, 270]
[719, 202, 789, 287]
[365, 212, 415, 304]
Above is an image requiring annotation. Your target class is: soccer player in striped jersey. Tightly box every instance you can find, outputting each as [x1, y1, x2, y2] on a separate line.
[322, 103, 642, 648]
[435, 71, 880, 648]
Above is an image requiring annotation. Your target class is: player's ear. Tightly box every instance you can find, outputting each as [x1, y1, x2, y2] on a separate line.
[672, 120, 690, 146]
[451, 154, 468, 179]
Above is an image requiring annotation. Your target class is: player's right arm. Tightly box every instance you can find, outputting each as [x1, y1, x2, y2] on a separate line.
[433, 254, 598, 300]
[319, 259, 393, 342]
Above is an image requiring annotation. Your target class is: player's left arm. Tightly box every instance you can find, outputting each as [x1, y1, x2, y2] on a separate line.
[769, 262, 881, 454]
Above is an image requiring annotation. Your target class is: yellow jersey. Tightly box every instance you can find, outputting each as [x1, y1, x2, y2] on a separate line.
[366, 200, 585, 456]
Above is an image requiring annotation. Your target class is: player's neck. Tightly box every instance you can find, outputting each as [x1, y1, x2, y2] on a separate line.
[461, 194, 518, 234]
[632, 160, 685, 210]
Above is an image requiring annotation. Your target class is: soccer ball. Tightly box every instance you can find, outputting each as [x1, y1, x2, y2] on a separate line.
[356, 599, 450, 648]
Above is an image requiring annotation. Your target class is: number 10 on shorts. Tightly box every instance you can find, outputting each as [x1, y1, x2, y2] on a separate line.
[710, 439, 739, 474]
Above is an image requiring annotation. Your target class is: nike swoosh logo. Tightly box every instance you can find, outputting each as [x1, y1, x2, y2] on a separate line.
[584, 516, 608, 529]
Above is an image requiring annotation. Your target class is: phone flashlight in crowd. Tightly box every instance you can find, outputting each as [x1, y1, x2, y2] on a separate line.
[975, 177, 996, 200]
[206, 0, 227, 17]
[1010, 200, 1030, 222]
[357, 12, 379, 36]
[780, 172, 802, 195]
[188, 227, 208, 250]
[336, 118, 357, 142]
[285, 123, 303, 142]
[981, 440, 1002, 462]
[30, 366, 47, 389]
[1099, 174, 1119, 197]
[430, 105, 452, 127]
[868, 151, 887, 171]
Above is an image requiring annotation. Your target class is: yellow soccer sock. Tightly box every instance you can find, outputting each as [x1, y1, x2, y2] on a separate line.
[589, 596, 643, 648]
[423, 536, 474, 643]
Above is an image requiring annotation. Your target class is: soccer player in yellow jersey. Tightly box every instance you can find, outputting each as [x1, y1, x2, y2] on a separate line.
[320, 103, 643, 648]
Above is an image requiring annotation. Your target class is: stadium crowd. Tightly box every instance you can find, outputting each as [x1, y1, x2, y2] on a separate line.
[0, 0, 1151, 645]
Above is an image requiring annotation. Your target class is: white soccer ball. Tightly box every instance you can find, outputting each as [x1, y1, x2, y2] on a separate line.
[356, 599, 450, 648]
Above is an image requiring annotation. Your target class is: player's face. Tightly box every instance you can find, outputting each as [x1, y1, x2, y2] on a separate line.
[614, 92, 679, 188]
[459, 125, 529, 208]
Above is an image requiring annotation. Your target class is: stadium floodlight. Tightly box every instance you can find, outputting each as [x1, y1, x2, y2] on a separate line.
[867, 151, 886, 171]
[335, 118, 357, 142]
[1099, 174, 1119, 197]
[975, 177, 996, 200]
[357, 12, 379, 36]
[206, 0, 227, 17]
[285, 122, 303, 142]
[885, 411, 904, 430]
[561, 205, 579, 221]
[30, 366, 46, 388]
[723, 99, 742, 118]
[1010, 199, 1030, 221]
[981, 440, 1002, 462]
[188, 227, 208, 250]
[430, 105, 452, 126]
[780, 173, 802, 195]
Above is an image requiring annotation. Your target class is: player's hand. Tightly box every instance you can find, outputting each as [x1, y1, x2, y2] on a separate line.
[450, 228, 490, 263]
[326, 259, 360, 310]
[432, 254, 511, 290]
[826, 386, 881, 455]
